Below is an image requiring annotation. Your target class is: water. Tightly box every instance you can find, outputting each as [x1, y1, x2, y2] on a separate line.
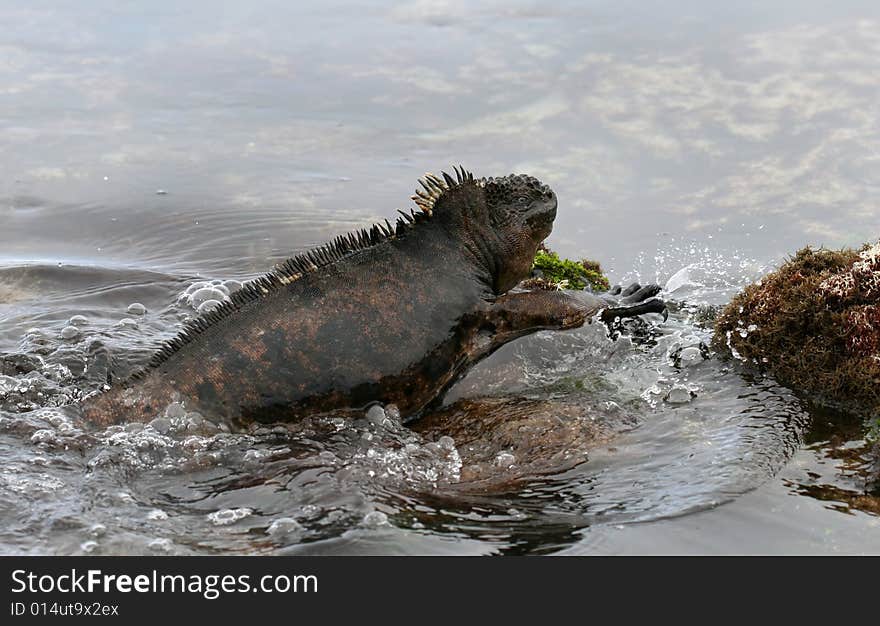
[2, 1, 880, 555]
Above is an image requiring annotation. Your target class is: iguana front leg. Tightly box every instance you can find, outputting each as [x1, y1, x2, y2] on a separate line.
[488, 290, 601, 343]
[489, 284, 667, 342]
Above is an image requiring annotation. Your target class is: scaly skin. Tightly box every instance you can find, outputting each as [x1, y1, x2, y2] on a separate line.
[80, 168, 662, 429]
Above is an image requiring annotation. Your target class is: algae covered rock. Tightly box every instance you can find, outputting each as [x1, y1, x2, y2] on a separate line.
[528, 245, 611, 292]
[712, 243, 880, 419]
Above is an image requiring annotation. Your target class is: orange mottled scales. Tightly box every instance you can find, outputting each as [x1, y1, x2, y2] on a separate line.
[80, 167, 658, 429]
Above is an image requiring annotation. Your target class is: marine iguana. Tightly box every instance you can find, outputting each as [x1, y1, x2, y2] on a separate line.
[80, 167, 664, 429]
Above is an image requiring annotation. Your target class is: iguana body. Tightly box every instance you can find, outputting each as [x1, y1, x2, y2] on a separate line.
[80, 168, 660, 428]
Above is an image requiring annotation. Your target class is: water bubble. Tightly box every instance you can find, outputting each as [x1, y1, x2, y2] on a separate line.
[184, 281, 212, 296]
[184, 411, 204, 429]
[365, 404, 389, 427]
[125, 422, 144, 433]
[665, 385, 694, 404]
[163, 402, 187, 419]
[116, 318, 138, 328]
[678, 346, 703, 366]
[438, 436, 455, 451]
[494, 451, 516, 468]
[31, 429, 58, 445]
[148, 538, 173, 552]
[196, 299, 222, 314]
[507, 508, 527, 520]
[223, 279, 243, 293]
[147, 509, 169, 521]
[190, 287, 228, 308]
[155, 189, 168, 195]
[127, 302, 147, 316]
[80, 540, 99, 553]
[89, 524, 106, 537]
[208, 508, 253, 526]
[68, 314, 88, 326]
[243, 449, 271, 463]
[362, 511, 390, 528]
[148, 417, 172, 434]
[59, 326, 80, 340]
[0, 375, 20, 393]
[182, 437, 206, 453]
[267, 517, 303, 538]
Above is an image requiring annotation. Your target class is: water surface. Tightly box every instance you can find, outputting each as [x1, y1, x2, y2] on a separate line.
[2, 0, 879, 554]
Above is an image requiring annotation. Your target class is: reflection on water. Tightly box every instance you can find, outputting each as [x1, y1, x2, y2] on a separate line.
[786, 405, 880, 518]
[2, 1, 880, 554]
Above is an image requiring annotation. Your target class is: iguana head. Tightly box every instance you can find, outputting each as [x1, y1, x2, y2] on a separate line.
[411, 168, 558, 295]
[482, 174, 557, 293]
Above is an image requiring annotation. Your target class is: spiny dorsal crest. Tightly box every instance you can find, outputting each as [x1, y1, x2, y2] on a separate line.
[131, 166, 479, 376]
[411, 165, 481, 215]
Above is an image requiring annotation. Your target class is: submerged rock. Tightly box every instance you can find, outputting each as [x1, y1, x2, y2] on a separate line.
[413, 396, 638, 487]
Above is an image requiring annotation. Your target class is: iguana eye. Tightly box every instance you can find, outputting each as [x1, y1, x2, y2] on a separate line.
[516, 195, 530, 205]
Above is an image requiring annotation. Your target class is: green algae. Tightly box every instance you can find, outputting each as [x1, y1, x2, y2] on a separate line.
[531, 247, 610, 292]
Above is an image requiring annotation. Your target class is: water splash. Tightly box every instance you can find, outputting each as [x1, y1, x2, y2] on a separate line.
[0, 252, 810, 554]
